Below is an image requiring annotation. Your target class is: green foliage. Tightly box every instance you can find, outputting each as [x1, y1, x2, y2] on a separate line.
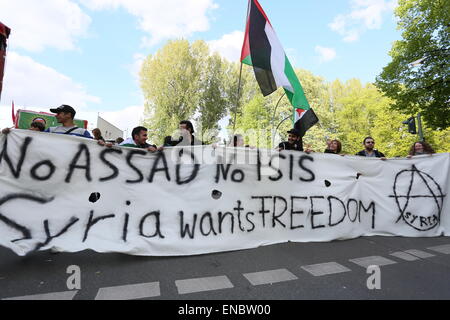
[375, 0, 450, 129]
[234, 94, 272, 148]
[139, 38, 449, 155]
[229, 67, 450, 156]
[140, 40, 201, 142]
[327, 79, 449, 156]
[140, 40, 235, 143]
[231, 68, 336, 151]
[300, 70, 339, 151]
[195, 52, 230, 143]
[225, 63, 261, 132]
[424, 127, 450, 153]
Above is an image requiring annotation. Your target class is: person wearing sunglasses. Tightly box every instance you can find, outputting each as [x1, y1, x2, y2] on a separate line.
[355, 136, 386, 159]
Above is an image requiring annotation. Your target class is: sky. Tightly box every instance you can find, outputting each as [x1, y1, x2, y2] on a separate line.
[0, 0, 401, 139]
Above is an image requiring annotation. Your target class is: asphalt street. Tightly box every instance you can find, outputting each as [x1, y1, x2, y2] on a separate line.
[0, 236, 449, 300]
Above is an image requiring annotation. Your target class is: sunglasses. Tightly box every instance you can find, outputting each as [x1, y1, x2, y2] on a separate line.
[366, 141, 375, 144]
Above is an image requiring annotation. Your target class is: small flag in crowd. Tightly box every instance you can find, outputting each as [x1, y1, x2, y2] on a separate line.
[240, 0, 318, 137]
[11, 100, 16, 124]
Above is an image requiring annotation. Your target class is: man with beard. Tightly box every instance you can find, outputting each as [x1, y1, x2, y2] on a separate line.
[355, 136, 386, 159]
[277, 128, 303, 151]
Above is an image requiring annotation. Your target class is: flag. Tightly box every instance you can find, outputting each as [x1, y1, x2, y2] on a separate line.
[11, 100, 16, 124]
[240, 0, 318, 137]
[294, 107, 319, 138]
[0, 21, 11, 103]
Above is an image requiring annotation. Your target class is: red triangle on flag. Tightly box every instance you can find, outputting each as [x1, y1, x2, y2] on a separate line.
[296, 108, 306, 118]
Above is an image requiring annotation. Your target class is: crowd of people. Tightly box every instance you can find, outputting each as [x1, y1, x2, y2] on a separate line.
[275, 127, 436, 158]
[1, 104, 437, 159]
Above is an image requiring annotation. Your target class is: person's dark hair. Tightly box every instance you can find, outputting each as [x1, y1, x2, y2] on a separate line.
[331, 139, 342, 154]
[32, 117, 47, 125]
[116, 137, 124, 144]
[92, 128, 103, 139]
[233, 134, 244, 147]
[363, 136, 374, 144]
[50, 104, 76, 119]
[179, 120, 194, 133]
[131, 126, 147, 139]
[30, 121, 45, 132]
[408, 141, 435, 155]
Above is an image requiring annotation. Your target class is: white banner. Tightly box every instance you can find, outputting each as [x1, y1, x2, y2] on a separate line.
[0, 130, 449, 256]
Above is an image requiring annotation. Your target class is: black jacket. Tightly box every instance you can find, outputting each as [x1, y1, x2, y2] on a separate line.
[355, 149, 385, 157]
[278, 139, 303, 151]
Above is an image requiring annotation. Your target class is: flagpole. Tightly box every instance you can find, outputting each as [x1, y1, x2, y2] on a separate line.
[270, 92, 286, 147]
[232, 0, 251, 135]
[271, 92, 286, 129]
[232, 58, 244, 135]
[273, 114, 291, 147]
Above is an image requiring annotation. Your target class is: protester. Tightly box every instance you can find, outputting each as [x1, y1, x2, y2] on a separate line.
[29, 121, 45, 132]
[120, 126, 159, 152]
[45, 105, 92, 138]
[407, 141, 435, 158]
[1, 127, 11, 134]
[92, 128, 105, 143]
[180, 120, 204, 146]
[45, 105, 91, 254]
[324, 139, 342, 154]
[277, 129, 303, 151]
[355, 136, 386, 159]
[162, 120, 204, 147]
[2, 121, 45, 134]
[229, 134, 245, 147]
[115, 137, 124, 145]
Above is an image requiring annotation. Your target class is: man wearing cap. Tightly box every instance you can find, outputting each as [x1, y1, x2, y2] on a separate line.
[45, 105, 92, 138]
[277, 128, 304, 151]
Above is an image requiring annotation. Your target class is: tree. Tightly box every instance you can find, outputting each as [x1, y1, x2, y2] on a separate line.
[333, 80, 380, 154]
[229, 65, 449, 154]
[195, 53, 230, 143]
[231, 68, 336, 150]
[297, 70, 338, 151]
[375, 0, 450, 129]
[140, 40, 202, 142]
[225, 62, 260, 133]
[140, 40, 234, 144]
[234, 94, 272, 148]
[138, 39, 449, 154]
[267, 69, 338, 151]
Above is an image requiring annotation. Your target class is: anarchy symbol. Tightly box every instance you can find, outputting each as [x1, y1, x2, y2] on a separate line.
[390, 165, 446, 231]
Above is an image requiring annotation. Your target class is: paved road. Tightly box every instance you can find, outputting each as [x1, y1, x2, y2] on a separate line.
[0, 236, 449, 300]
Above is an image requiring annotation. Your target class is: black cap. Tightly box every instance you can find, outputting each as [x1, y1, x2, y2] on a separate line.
[287, 128, 301, 137]
[50, 104, 76, 117]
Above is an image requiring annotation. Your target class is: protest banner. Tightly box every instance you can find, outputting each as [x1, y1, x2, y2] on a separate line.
[0, 130, 448, 256]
